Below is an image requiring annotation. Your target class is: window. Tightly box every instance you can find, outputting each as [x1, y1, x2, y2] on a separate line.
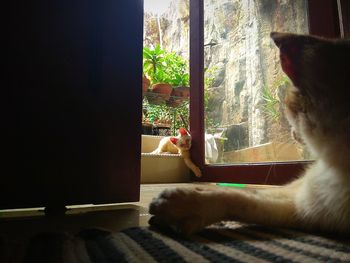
[190, 0, 344, 184]
[203, 0, 310, 164]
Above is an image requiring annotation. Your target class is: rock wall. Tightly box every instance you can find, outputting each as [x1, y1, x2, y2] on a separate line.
[145, 0, 308, 150]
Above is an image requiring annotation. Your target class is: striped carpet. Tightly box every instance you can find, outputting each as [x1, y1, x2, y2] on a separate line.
[9, 222, 350, 262]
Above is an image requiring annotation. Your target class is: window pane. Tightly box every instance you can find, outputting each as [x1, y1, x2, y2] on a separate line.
[204, 0, 312, 164]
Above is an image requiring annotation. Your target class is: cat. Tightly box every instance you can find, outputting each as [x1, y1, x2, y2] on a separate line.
[149, 32, 350, 236]
[151, 127, 202, 177]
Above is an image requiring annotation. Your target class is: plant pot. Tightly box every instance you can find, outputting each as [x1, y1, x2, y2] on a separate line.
[151, 83, 173, 101]
[143, 75, 150, 93]
[166, 86, 190, 107]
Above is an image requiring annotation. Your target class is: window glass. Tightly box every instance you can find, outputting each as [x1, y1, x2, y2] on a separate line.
[204, 0, 312, 164]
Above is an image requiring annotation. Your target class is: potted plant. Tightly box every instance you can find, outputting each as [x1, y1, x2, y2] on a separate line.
[149, 67, 173, 103]
[163, 52, 190, 107]
[167, 86, 190, 107]
[143, 45, 172, 104]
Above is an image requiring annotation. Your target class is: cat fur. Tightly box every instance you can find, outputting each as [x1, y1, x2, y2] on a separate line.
[151, 128, 202, 177]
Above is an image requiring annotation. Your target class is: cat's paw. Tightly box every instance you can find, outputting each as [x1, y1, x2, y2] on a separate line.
[192, 166, 202, 177]
[149, 187, 226, 235]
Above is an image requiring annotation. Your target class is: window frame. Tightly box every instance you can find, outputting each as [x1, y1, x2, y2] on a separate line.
[189, 0, 344, 184]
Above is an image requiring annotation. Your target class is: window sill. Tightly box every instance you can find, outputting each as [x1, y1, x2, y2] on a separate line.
[141, 135, 191, 184]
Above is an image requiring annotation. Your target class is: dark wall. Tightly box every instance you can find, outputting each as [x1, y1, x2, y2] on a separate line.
[2, 1, 143, 208]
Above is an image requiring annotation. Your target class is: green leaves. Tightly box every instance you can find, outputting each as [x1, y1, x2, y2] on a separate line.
[261, 85, 280, 122]
[143, 98, 189, 135]
[143, 45, 189, 86]
[144, 101, 170, 123]
[143, 45, 166, 78]
[261, 75, 291, 122]
[163, 52, 189, 87]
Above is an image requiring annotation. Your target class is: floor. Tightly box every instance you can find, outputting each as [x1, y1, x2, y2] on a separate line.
[0, 183, 277, 262]
[0, 183, 273, 239]
[3, 184, 348, 263]
[0, 183, 213, 242]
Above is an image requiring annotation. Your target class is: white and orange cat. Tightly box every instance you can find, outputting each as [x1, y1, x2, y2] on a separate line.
[152, 127, 202, 177]
[149, 32, 350, 236]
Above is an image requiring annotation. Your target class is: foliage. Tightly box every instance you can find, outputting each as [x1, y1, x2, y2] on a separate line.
[261, 85, 280, 121]
[142, 45, 220, 135]
[143, 45, 189, 86]
[163, 52, 189, 87]
[143, 45, 168, 84]
[143, 101, 171, 124]
[143, 99, 189, 136]
[261, 75, 291, 122]
[169, 101, 190, 135]
[204, 66, 219, 132]
[142, 45, 191, 135]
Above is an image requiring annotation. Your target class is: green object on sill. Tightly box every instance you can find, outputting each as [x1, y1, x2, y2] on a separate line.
[216, 183, 246, 188]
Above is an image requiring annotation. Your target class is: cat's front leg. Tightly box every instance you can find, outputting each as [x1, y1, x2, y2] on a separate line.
[149, 187, 230, 235]
[149, 183, 301, 235]
[183, 158, 202, 177]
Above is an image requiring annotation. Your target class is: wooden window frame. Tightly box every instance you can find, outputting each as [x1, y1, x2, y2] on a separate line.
[189, 0, 344, 184]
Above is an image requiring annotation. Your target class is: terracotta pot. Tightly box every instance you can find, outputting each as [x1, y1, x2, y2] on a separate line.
[142, 75, 150, 93]
[151, 83, 173, 100]
[173, 86, 190, 98]
[166, 86, 190, 107]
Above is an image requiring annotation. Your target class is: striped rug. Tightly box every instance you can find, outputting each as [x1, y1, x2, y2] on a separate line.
[20, 222, 350, 262]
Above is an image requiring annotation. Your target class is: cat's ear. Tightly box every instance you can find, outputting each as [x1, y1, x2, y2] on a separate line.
[270, 32, 303, 85]
[179, 127, 188, 136]
[170, 137, 178, 145]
